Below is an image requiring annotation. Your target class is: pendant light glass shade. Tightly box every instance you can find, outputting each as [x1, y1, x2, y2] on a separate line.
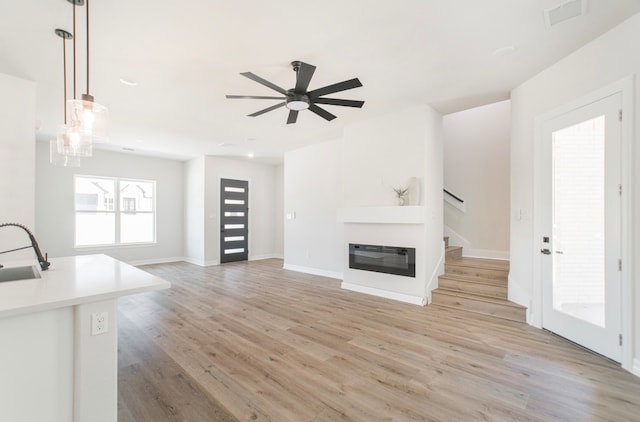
[57, 123, 93, 157]
[50, 140, 81, 167]
[66, 94, 108, 142]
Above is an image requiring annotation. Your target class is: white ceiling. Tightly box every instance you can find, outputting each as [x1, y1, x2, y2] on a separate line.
[2, 0, 639, 163]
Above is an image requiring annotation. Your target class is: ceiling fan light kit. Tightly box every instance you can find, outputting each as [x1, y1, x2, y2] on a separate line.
[226, 60, 364, 124]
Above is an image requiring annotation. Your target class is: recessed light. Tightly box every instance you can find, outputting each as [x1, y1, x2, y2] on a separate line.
[119, 78, 138, 86]
[247, 153, 255, 158]
[492, 45, 516, 57]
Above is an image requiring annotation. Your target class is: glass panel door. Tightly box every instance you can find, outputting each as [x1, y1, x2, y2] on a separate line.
[540, 92, 621, 362]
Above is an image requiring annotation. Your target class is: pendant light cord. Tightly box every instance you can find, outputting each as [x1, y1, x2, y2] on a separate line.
[62, 36, 68, 124]
[73, 1, 77, 100]
[86, 0, 90, 96]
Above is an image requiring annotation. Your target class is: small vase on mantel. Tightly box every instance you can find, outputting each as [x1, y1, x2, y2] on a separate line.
[393, 186, 409, 206]
[407, 177, 420, 205]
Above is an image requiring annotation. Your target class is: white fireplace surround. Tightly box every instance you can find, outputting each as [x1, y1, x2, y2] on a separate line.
[337, 206, 425, 224]
[339, 206, 429, 305]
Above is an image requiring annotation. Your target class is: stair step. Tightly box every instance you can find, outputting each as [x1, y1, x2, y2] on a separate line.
[431, 289, 526, 323]
[445, 257, 509, 282]
[445, 246, 462, 261]
[438, 274, 507, 299]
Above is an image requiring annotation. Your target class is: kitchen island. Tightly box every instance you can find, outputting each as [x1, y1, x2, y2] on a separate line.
[0, 254, 171, 422]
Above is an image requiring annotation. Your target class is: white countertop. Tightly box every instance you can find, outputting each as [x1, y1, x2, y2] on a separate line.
[0, 254, 171, 318]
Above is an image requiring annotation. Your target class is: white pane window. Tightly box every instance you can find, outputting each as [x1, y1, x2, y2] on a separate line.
[75, 176, 155, 247]
[120, 213, 154, 244]
[224, 224, 245, 229]
[224, 199, 245, 205]
[75, 177, 115, 211]
[75, 213, 116, 246]
[120, 181, 154, 212]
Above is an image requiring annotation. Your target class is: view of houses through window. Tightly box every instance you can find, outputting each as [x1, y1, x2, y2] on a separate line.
[74, 176, 156, 247]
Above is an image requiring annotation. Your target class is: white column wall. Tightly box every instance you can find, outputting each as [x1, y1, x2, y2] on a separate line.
[0, 73, 36, 261]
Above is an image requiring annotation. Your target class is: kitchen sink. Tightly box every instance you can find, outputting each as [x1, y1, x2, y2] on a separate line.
[0, 265, 41, 283]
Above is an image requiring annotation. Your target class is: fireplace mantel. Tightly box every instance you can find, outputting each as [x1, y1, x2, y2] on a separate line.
[337, 206, 425, 224]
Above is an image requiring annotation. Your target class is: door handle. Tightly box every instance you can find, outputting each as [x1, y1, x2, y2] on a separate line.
[540, 248, 551, 255]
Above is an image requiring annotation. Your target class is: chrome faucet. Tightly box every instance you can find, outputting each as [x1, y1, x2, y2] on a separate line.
[0, 223, 51, 271]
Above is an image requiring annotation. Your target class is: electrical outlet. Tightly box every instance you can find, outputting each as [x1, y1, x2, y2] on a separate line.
[91, 312, 109, 336]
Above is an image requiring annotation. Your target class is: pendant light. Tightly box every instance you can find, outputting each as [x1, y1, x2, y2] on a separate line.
[50, 28, 81, 167]
[57, 0, 94, 157]
[60, 0, 108, 158]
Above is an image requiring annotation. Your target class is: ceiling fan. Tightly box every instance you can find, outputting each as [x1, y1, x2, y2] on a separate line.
[226, 61, 364, 124]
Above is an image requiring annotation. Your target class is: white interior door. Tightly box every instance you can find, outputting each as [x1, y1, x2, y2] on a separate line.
[540, 93, 622, 362]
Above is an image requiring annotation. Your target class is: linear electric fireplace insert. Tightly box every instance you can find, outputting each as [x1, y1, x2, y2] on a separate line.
[349, 243, 416, 277]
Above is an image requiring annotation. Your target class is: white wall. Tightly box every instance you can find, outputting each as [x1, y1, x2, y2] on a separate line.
[284, 139, 344, 278]
[203, 156, 279, 264]
[35, 143, 184, 264]
[342, 106, 428, 207]
[443, 100, 511, 258]
[273, 164, 284, 258]
[510, 13, 640, 372]
[184, 156, 206, 265]
[0, 73, 36, 262]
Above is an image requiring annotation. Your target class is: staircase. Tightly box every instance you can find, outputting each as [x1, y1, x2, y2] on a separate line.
[431, 237, 526, 323]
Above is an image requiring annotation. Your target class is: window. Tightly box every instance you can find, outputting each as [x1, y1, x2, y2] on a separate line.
[74, 176, 155, 247]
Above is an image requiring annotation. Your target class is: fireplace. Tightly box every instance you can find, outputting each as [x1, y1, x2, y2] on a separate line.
[349, 243, 416, 277]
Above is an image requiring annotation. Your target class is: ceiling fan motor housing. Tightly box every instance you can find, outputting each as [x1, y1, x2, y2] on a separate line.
[286, 90, 310, 110]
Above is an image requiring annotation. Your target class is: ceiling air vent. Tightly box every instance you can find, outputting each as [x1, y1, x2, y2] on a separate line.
[544, 0, 587, 28]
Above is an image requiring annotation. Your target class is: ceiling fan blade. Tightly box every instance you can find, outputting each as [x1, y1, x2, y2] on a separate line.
[226, 95, 285, 100]
[307, 78, 362, 99]
[287, 110, 299, 124]
[248, 102, 286, 117]
[308, 104, 337, 121]
[240, 72, 288, 95]
[294, 62, 316, 93]
[312, 98, 365, 108]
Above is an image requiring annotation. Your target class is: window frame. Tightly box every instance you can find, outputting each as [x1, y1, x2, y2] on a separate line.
[74, 175, 157, 248]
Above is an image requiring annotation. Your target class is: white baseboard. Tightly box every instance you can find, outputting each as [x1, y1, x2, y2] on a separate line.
[632, 359, 640, 378]
[182, 257, 219, 267]
[128, 256, 186, 266]
[283, 264, 343, 280]
[508, 274, 536, 327]
[341, 282, 426, 306]
[249, 253, 282, 261]
[424, 243, 445, 304]
[444, 225, 509, 260]
[463, 248, 510, 260]
[444, 225, 471, 249]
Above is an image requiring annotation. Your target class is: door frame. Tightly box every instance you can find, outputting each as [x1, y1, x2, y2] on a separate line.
[532, 75, 634, 371]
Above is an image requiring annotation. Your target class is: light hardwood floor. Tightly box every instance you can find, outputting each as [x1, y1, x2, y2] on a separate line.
[118, 259, 640, 421]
